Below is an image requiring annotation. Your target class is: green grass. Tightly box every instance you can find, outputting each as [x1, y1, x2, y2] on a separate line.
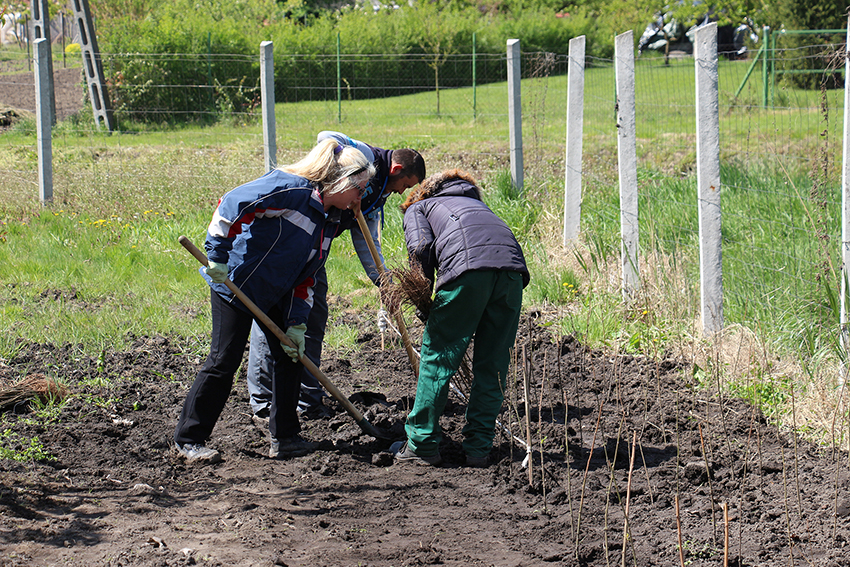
[1, 57, 846, 446]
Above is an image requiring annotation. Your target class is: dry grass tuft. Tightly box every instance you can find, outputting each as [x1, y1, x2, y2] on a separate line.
[0, 374, 70, 413]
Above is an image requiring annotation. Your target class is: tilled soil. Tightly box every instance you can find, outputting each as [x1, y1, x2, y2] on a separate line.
[1, 310, 849, 567]
[0, 66, 86, 124]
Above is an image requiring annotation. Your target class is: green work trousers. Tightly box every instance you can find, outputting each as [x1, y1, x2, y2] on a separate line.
[405, 269, 524, 458]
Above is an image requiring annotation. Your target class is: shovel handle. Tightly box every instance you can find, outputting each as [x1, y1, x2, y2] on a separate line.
[354, 210, 420, 379]
[177, 235, 372, 429]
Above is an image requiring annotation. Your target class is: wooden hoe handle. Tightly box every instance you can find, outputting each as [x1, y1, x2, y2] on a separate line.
[354, 210, 420, 379]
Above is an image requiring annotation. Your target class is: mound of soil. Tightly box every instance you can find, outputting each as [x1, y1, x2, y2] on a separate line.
[0, 310, 848, 566]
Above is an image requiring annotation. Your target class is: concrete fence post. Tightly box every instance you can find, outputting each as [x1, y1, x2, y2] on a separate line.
[614, 31, 639, 297]
[34, 38, 53, 205]
[694, 23, 723, 335]
[260, 41, 277, 171]
[507, 39, 523, 193]
[31, 0, 56, 124]
[563, 35, 585, 244]
[840, 16, 850, 371]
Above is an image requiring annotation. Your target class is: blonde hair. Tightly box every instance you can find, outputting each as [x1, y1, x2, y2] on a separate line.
[280, 139, 376, 196]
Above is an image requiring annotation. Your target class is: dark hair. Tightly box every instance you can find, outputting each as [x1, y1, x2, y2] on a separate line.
[392, 149, 426, 182]
[401, 168, 479, 211]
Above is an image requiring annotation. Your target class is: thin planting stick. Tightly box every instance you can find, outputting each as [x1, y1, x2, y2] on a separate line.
[178, 235, 392, 440]
[621, 431, 637, 567]
[699, 423, 719, 545]
[676, 495, 686, 567]
[575, 398, 604, 560]
[539, 353, 547, 510]
[523, 344, 534, 486]
[723, 501, 730, 567]
[563, 388, 576, 540]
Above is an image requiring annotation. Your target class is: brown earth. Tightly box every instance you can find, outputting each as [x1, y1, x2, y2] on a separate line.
[1, 304, 849, 567]
[0, 63, 86, 124]
[3, 45, 848, 567]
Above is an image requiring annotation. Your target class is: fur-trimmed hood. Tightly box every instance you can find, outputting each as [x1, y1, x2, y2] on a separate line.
[401, 169, 481, 211]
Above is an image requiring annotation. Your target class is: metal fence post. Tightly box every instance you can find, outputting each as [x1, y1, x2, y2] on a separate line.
[337, 32, 341, 123]
[563, 35, 585, 244]
[472, 32, 477, 120]
[507, 38, 523, 193]
[762, 26, 770, 108]
[34, 38, 53, 205]
[695, 22, 723, 335]
[614, 31, 639, 297]
[261, 41, 277, 172]
[72, 0, 114, 131]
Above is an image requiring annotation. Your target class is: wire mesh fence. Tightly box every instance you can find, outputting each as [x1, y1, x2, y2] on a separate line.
[1, 38, 846, 357]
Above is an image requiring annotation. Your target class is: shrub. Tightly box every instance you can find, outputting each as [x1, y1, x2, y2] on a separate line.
[91, 0, 610, 117]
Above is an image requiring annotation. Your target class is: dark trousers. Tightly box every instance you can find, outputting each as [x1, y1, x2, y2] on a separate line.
[174, 290, 302, 446]
[247, 265, 328, 413]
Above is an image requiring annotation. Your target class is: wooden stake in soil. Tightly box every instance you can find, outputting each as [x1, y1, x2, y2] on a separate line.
[523, 344, 533, 486]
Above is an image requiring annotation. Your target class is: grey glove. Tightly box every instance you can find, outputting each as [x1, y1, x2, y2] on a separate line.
[205, 261, 228, 283]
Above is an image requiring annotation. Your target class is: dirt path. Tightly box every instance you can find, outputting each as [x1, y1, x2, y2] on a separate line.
[1, 312, 849, 566]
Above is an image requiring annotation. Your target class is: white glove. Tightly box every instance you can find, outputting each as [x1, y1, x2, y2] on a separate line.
[377, 308, 389, 333]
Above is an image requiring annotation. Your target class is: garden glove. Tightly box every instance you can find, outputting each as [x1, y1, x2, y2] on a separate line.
[282, 323, 307, 362]
[205, 261, 228, 284]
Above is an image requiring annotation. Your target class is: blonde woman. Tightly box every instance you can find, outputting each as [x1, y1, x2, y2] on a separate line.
[174, 139, 375, 464]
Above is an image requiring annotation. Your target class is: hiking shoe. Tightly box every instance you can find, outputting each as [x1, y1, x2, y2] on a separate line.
[391, 440, 442, 466]
[175, 442, 221, 465]
[270, 435, 318, 459]
[252, 407, 270, 429]
[465, 454, 490, 468]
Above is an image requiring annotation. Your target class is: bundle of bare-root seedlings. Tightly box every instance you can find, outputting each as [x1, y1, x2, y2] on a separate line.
[0, 374, 70, 414]
[380, 261, 474, 397]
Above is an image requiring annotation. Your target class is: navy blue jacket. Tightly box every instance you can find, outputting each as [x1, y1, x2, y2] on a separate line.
[202, 168, 341, 326]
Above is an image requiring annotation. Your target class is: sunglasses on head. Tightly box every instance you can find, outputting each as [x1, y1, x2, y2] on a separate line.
[348, 175, 369, 197]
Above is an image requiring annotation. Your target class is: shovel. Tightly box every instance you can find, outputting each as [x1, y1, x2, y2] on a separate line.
[178, 235, 393, 440]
